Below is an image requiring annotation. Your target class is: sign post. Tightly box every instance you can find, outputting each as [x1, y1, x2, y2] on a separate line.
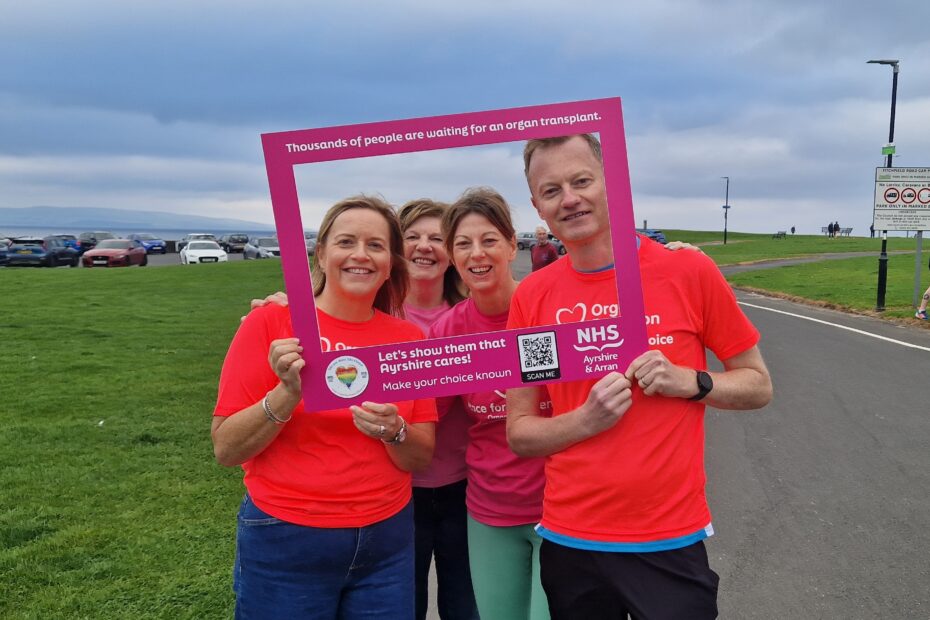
[873, 167, 930, 309]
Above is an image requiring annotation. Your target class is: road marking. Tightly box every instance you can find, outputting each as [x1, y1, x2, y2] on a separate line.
[738, 301, 930, 353]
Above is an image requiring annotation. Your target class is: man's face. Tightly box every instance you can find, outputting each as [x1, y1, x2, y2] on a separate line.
[535, 229, 548, 244]
[527, 136, 610, 248]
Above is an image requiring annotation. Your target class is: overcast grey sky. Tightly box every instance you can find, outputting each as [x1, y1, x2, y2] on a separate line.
[3, 0, 929, 234]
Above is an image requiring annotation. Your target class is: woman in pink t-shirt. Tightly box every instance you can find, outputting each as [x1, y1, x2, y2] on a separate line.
[430, 188, 550, 620]
[398, 199, 478, 620]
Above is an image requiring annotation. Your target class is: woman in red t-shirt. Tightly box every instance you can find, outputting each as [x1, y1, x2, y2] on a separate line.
[212, 196, 437, 618]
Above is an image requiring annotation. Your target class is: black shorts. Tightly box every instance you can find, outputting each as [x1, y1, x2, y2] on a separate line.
[540, 539, 719, 620]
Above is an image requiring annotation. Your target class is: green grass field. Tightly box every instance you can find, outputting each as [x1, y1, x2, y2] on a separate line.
[1, 234, 927, 617]
[1, 261, 284, 618]
[662, 230, 921, 266]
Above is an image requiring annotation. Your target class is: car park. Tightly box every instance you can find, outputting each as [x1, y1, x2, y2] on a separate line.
[128, 233, 167, 254]
[180, 240, 228, 264]
[636, 228, 668, 244]
[177, 233, 217, 252]
[516, 232, 536, 250]
[81, 239, 148, 267]
[244, 236, 281, 259]
[78, 231, 116, 254]
[218, 233, 249, 253]
[7, 236, 80, 267]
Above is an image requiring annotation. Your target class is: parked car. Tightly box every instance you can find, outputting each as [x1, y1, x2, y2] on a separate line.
[53, 234, 82, 253]
[304, 231, 318, 255]
[180, 240, 228, 265]
[82, 239, 148, 268]
[244, 236, 281, 259]
[636, 228, 668, 244]
[531, 234, 567, 256]
[516, 232, 536, 250]
[177, 233, 217, 252]
[128, 233, 167, 254]
[0, 242, 8, 267]
[7, 236, 80, 267]
[218, 233, 249, 253]
[78, 231, 116, 254]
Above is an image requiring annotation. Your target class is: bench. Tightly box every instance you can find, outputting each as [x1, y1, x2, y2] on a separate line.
[822, 227, 829, 236]
[773, 231, 787, 239]
[840, 227, 853, 237]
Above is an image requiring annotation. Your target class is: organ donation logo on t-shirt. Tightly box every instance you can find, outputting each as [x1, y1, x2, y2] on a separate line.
[325, 355, 370, 398]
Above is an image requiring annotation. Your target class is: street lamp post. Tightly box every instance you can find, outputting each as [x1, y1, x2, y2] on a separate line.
[867, 59, 899, 312]
[721, 176, 730, 245]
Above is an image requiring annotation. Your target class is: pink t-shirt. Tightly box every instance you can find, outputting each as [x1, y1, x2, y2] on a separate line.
[405, 302, 470, 488]
[430, 298, 548, 526]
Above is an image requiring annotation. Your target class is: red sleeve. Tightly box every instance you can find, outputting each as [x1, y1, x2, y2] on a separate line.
[213, 305, 286, 417]
[408, 396, 438, 424]
[697, 256, 760, 360]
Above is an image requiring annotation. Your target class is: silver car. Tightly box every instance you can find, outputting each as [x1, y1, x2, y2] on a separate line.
[244, 236, 281, 259]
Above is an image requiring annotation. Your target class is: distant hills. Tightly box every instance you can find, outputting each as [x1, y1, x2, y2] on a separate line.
[0, 206, 274, 232]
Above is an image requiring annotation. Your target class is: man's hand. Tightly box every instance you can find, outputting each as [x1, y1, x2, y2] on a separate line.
[665, 241, 703, 252]
[625, 350, 697, 399]
[577, 372, 633, 436]
[241, 291, 288, 322]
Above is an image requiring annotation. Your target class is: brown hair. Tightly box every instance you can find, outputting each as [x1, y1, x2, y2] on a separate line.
[312, 195, 408, 317]
[523, 133, 603, 178]
[442, 187, 516, 257]
[398, 199, 467, 307]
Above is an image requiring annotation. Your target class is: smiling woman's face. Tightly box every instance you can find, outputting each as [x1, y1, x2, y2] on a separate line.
[450, 212, 515, 295]
[403, 216, 449, 283]
[317, 208, 392, 303]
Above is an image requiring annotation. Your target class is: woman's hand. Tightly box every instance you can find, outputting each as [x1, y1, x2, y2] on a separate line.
[268, 338, 305, 397]
[351, 401, 401, 441]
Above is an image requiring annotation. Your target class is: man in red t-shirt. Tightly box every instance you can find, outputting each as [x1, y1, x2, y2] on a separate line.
[530, 226, 559, 271]
[506, 134, 772, 619]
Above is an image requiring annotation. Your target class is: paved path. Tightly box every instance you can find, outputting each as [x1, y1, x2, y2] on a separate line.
[720, 250, 914, 275]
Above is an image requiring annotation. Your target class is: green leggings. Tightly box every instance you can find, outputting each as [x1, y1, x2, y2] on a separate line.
[467, 516, 550, 620]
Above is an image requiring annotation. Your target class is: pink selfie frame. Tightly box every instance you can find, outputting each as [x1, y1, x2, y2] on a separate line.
[261, 98, 647, 411]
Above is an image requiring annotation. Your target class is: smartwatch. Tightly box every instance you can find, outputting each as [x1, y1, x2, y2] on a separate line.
[688, 371, 713, 401]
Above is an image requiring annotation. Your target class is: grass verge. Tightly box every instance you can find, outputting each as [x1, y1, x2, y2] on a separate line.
[0, 260, 284, 618]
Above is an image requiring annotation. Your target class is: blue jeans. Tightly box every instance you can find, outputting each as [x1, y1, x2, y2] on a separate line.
[234, 495, 414, 619]
[413, 480, 479, 620]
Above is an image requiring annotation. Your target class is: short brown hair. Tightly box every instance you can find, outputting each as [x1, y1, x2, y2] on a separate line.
[442, 187, 516, 257]
[523, 133, 603, 178]
[398, 199, 466, 307]
[312, 195, 408, 317]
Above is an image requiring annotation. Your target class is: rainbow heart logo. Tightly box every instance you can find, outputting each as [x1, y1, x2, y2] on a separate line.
[335, 365, 358, 389]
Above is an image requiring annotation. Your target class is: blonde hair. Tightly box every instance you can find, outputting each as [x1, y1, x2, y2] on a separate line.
[398, 199, 467, 307]
[523, 134, 603, 178]
[312, 195, 408, 317]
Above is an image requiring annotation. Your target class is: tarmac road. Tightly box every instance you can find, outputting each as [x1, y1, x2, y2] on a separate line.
[707, 292, 930, 618]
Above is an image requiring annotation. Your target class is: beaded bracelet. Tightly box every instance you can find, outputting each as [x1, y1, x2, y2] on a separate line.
[262, 393, 291, 425]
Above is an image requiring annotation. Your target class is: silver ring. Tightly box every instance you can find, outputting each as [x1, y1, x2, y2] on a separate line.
[639, 378, 649, 388]
[378, 425, 385, 437]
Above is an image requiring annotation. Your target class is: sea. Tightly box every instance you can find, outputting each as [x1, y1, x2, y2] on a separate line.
[0, 226, 276, 242]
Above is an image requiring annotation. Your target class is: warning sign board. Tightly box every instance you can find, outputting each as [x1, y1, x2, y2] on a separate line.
[874, 168, 930, 231]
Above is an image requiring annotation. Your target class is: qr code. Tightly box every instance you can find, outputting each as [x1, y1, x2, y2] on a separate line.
[518, 331, 559, 372]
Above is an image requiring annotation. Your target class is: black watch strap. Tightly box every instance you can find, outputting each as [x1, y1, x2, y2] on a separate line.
[688, 371, 713, 401]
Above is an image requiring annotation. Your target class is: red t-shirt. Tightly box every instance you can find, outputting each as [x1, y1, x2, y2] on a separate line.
[531, 242, 559, 272]
[214, 304, 438, 528]
[508, 236, 759, 544]
[429, 298, 548, 526]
